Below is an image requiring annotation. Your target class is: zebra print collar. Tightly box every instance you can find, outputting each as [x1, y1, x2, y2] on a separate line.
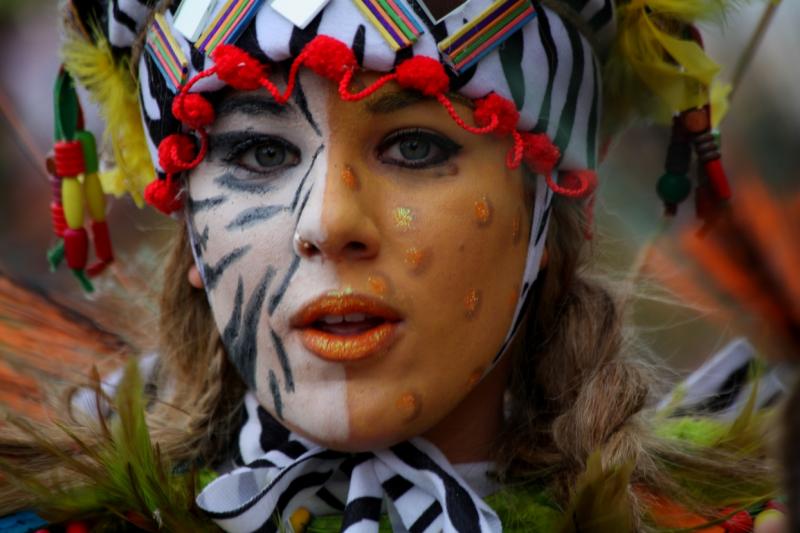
[196, 393, 502, 532]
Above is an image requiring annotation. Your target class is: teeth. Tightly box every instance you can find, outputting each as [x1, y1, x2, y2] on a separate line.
[345, 313, 366, 323]
[322, 315, 344, 324]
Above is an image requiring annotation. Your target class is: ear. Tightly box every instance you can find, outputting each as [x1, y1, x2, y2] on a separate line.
[188, 264, 205, 289]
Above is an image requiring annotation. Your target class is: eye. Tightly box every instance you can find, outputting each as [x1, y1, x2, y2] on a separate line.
[217, 133, 301, 175]
[377, 128, 461, 169]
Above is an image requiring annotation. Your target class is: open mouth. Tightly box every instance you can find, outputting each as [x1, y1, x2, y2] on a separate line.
[291, 294, 403, 362]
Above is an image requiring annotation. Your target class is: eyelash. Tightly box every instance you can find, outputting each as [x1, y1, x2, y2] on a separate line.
[376, 128, 462, 169]
[216, 132, 301, 175]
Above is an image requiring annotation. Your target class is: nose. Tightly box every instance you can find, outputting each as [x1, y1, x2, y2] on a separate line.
[294, 164, 380, 262]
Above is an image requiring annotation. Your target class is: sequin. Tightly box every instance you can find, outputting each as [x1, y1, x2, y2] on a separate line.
[464, 288, 481, 318]
[341, 165, 359, 190]
[393, 207, 414, 231]
[474, 196, 492, 226]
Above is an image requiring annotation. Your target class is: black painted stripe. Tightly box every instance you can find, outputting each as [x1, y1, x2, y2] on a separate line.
[291, 144, 324, 211]
[268, 254, 301, 315]
[270, 329, 295, 393]
[553, 21, 585, 159]
[188, 195, 227, 212]
[352, 25, 367, 66]
[203, 245, 251, 291]
[341, 496, 382, 530]
[293, 78, 322, 137]
[269, 370, 283, 419]
[226, 205, 287, 231]
[214, 172, 277, 194]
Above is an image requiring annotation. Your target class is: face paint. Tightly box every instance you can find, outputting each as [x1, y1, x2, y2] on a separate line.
[190, 71, 533, 451]
[473, 196, 492, 226]
[511, 211, 522, 244]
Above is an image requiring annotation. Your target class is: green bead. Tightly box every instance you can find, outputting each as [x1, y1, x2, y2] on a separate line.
[76, 130, 98, 173]
[656, 172, 692, 205]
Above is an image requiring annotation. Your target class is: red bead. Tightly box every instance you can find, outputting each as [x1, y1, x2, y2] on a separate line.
[64, 227, 89, 270]
[474, 93, 519, 136]
[766, 500, 787, 514]
[65, 522, 90, 533]
[520, 132, 560, 175]
[145, 177, 183, 215]
[211, 44, 267, 90]
[54, 140, 86, 177]
[51, 203, 67, 237]
[172, 93, 215, 129]
[91, 220, 113, 262]
[395, 56, 450, 97]
[301, 36, 357, 83]
[722, 510, 753, 533]
[158, 134, 197, 174]
[703, 158, 731, 200]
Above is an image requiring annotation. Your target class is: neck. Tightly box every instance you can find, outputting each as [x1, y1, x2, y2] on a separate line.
[422, 352, 512, 464]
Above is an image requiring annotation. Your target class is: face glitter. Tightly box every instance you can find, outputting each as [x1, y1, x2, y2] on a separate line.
[341, 165, 359, 190]
[464, 288, 481, 319]
[473, 196, 492, 226]
[396, 392, 422, 422]
[393, 207, 414, 231]
[404, 247, 426, 271]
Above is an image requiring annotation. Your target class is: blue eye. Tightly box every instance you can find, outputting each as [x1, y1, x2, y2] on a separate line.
[377, 128, 461, 169]
[215, 132, 301, 175]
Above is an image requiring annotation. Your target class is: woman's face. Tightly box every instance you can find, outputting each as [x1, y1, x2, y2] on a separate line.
[188, 70, 531, 451]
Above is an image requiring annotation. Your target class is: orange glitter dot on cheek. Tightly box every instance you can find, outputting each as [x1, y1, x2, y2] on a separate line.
[474, 196, 492, 226]
[464, 288, 481, 318]
[404, 247, 426, 272]
[368, 274, 390, 296]
[396, 392, 422, 422]
[341, 166, 359, 190]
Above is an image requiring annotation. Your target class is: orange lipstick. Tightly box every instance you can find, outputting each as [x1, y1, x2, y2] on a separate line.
[292, 294, 402, 362]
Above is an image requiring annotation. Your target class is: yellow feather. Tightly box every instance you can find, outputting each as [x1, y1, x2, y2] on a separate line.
[62, 29, 154, 207]
[604, 0, 738, 131]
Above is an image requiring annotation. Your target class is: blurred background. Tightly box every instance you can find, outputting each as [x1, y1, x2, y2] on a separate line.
[0, 0, 797, 394]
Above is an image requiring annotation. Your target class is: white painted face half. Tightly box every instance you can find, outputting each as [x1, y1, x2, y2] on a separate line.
[188, 71, 350, 443]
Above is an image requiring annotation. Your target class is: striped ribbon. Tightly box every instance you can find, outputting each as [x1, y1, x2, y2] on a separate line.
[438, 0, 537, 73]
[196, 0, 266, 55]
[144, 13, 189, 93]
[353, 0, 425, 50]
[197, 393, 501, 532]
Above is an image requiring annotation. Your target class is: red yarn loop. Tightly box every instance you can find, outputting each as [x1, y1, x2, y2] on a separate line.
[211, 44, 268, 90]
[301, 36, 357, 83]
[338, 69, 397, 101]
[436, 94, 498, 135]
[54, 140, 86, 177]
[520, 132, 560, 175]
[545, 169, 597, 199]
[395, 56, 449, 97]
[144, 176, 183, 215]
[474, 93, 519, 136]
[172, 93, 215, 129]
[506, 131, 524, 169]
[158, 133, 198, 174]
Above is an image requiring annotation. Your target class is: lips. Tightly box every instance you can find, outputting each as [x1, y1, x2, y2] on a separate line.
[291, 293, 403, 362]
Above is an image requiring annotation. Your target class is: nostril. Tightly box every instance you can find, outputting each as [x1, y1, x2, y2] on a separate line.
[345, 241, 368, 254]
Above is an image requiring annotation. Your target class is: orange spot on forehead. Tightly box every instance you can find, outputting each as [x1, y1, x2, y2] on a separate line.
[396, 392, 422, 422]
[473, 196, 492, 226]
[368, 274, 390, 295]
[464, 288, 481, 319]
[341, 166, 359, 190]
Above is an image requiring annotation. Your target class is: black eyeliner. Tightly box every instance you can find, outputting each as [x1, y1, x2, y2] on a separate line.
[376, 128, 462, 169]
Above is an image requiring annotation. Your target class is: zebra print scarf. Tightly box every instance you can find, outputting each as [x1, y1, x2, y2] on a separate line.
[197, 393, 502, 532]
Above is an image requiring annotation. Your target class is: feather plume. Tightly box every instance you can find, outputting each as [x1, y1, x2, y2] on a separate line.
[603, 0, 739, 131]
[61, 27, 154, 207]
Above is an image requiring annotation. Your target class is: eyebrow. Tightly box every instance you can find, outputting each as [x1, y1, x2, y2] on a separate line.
[216, 94, 289, 119]
[365, 89, 475, 114]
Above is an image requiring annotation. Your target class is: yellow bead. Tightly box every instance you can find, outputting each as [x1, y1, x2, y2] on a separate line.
[754, 508, 785, 530]
[84, 172, 106, 222]
[289, 507, 311, 532]
[61, 178, 84, 229]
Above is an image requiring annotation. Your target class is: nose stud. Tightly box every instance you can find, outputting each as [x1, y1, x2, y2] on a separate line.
[294, 233, 316, 255]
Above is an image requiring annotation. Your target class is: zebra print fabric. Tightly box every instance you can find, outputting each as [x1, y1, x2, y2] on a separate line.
[197, 393, 502, 532]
